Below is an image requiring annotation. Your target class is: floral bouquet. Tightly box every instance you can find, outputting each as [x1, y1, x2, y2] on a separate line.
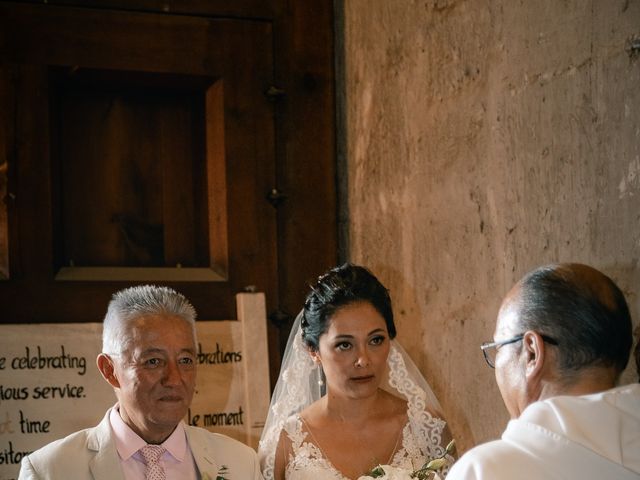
[358, 440, 455, 480]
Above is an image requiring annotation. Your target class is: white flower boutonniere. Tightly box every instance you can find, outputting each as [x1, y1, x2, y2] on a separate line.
[202, 465, 229, 480]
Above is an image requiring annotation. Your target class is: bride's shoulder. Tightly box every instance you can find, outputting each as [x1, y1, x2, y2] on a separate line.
[379, 389, 409, 418]
[297, 397, 325, 424]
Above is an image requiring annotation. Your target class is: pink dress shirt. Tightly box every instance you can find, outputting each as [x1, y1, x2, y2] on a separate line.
[109, 406, 199, 480]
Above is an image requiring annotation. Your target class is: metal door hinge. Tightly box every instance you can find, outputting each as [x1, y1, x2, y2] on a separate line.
[267, 188, 287, 207]
[265, 85, 286, 100]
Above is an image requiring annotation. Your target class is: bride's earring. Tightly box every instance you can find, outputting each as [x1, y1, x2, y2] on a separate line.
[317, 364, 325, 387]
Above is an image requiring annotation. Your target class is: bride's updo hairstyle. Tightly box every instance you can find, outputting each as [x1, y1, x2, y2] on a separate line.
[301, 263, 396, 351]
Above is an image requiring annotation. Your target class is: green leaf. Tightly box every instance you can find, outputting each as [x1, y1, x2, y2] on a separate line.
[369, 465, 386, 478]
[445, 439, 456, 455]
[425, 458, 447, 471]
[410, 469, 432, 480]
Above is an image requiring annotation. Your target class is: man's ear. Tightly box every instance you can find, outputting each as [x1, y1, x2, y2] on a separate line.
[97, 353, 121, 389]
[522, 331, 546, 382]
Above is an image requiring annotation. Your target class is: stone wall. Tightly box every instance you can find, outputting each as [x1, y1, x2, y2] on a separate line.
[342, 0, 640, 452]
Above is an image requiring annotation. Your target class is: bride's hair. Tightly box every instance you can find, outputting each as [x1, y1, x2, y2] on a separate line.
[301, 263, 397, 350]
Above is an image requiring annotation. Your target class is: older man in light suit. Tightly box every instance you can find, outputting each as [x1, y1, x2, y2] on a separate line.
[19, 285, 263, 480]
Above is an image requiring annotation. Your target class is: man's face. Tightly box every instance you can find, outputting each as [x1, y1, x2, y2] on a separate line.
[493, 289, 528, 419]
[110, 314, 197, 442]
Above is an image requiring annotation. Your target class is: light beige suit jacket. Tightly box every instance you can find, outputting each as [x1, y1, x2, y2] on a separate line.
[18, 408, 263, 480]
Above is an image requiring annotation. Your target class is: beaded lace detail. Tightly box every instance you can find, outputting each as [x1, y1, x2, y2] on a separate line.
[283, 405, 443, 480]
[387, 347, 446, 462]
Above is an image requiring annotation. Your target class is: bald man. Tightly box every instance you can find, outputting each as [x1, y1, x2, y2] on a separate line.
[448, 263, 640, 479]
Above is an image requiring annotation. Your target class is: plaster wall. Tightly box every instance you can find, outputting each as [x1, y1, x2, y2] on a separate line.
[342, 0, 640, 452]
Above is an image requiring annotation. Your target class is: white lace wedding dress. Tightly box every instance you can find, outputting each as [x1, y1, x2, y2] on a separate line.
[282, 406, 446, 479]
[259, 313, 450, 480]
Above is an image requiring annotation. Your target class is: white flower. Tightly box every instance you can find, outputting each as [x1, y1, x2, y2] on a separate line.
[357, 465, 414, 480]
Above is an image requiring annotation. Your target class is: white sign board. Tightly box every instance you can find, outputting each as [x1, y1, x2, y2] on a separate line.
[0, 293, 270, 480]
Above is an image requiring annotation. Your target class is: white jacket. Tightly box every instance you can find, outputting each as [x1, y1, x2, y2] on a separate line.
[448, 383, 640, 479]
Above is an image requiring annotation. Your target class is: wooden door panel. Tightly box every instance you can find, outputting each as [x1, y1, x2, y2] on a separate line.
[0, 3, 277, 321]
[25, 0, 280, 19]
[52, 71, 206, 268]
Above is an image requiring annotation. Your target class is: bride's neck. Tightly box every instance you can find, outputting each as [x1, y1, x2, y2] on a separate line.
[323, 388, 385, 424]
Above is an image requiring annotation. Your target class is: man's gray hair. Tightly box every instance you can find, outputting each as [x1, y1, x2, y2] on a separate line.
[102, 285, 197, 355]
[517, 263, 632, 375]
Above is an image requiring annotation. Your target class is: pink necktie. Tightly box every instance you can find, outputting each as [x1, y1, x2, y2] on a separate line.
[139, 445, 166, 480]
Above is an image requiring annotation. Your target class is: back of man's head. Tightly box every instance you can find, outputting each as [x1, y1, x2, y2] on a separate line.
[515, 263, 632, 377]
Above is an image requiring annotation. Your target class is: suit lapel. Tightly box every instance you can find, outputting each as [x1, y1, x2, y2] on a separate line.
[186, 424, 222, 479]
[88, 408, 127, 480]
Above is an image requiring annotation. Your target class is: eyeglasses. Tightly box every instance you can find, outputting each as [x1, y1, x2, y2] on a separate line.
[481, 333, 558, 368]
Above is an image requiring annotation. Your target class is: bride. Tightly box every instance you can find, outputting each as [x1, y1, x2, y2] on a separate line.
[259, 264, 454, 480]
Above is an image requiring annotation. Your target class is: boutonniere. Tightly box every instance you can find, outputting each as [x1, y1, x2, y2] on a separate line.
[360, 440, 456, 480]
[202, 465, 229, 480]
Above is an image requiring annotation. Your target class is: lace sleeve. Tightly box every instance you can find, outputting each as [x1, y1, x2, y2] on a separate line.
[271, 424, 294, 480]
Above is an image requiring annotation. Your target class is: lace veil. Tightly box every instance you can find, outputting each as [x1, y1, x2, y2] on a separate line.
[258, 311, 445, 480]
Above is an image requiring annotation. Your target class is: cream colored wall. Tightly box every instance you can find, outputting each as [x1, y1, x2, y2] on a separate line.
[342, 0, 640, 452]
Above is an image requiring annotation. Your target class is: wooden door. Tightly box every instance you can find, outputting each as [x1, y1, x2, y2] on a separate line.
[0, 2, 278, 321]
